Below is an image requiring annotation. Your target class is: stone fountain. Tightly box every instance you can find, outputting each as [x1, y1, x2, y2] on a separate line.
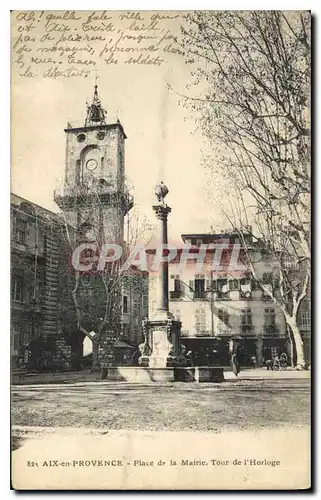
[138, 182, 183, 370]
[104, 182, 224, 383]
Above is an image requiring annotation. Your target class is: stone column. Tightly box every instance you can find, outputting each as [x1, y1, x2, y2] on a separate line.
[153, 203, 171, 314]
[139, 183, 184, 368]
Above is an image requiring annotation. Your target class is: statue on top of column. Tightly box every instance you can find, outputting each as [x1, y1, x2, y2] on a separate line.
[155, 181, 169, 204]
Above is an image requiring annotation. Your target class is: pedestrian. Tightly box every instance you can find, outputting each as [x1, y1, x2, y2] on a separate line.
[231, 351, 240, 376]
[186, 350, 193, 366]
[266, 358, 273, 370]
[264, 345, 273, 370]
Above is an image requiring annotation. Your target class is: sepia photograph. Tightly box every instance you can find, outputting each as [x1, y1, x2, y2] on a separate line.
[10, 9, 311, 490]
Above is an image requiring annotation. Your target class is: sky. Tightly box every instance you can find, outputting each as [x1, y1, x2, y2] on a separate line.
[11, 11, 220, 241]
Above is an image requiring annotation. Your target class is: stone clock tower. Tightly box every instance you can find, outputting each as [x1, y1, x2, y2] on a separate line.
[55, 84, 133, 246]
[54, 85, 133, 370]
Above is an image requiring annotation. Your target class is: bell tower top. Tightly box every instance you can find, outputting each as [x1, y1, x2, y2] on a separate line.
[85, 84, 106, 126]
[54, 84, 133, 246]
[56, 83, 133, 216]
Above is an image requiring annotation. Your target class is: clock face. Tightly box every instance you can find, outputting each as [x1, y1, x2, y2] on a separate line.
[86, 159, 98, 171]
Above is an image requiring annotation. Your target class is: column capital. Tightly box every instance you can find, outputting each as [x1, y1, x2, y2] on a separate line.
[152, 203, 171, 221]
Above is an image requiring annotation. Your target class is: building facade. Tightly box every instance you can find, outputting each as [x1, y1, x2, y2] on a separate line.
[11, 193, 148, 370]
[149, 231, 310, 367]
[11, 86, 148, 371]
[11, 194, 73, 370]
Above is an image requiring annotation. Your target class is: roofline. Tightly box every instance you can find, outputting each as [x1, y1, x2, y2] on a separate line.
[182, 233, 237, 239]
[64, 122, 127, 139]
[11, 193, 58, 216]
[181, 232, 250, 238]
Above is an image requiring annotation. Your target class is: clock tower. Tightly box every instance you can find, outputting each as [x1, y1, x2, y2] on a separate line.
[55, 84, 133, 246]
[54, 86, 134, 370]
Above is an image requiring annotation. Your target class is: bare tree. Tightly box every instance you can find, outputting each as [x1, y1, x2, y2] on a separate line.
[55, 176, 153, 372]
[180, 11, 311, 367]
[229, 217, 310, 368]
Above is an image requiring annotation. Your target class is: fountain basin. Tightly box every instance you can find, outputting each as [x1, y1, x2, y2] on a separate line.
[101, 366, 224, 383]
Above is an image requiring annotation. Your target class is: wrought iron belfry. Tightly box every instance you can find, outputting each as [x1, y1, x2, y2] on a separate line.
[85, 84, 106, 126]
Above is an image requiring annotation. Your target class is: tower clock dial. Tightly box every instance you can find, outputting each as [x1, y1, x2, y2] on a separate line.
[86, 159, 98, 171]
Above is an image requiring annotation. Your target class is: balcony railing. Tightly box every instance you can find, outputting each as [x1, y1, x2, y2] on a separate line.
[240, 324, 253, 334]
[216, 292, 230, 300]
[193, 290, 206, 300]
[264, 324, 280, 334]
[261, 294, 272, 301]
[194, 329, 211, 337]
[215, 326, 232, 337]
[54, 184, 134, 212]
[170, 290, 182, 300]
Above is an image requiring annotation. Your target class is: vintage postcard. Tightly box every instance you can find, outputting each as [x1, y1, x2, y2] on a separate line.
[11, 10, 311, 490]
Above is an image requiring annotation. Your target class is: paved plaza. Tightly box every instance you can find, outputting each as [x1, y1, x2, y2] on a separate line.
[12, 376, 310, 438]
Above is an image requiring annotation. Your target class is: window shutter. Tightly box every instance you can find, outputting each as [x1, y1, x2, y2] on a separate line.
[189, 280, 194, 292]
[229, 279, 240, 291]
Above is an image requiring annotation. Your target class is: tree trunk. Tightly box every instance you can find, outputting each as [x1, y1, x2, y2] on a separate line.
[91, 339, 100, 372]
[71, 335, 83, 371]
[288, 320, 306, 369]
[286, 325, 295, 367]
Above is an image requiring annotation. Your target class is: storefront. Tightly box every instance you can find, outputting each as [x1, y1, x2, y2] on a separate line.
[180, 335, 290, 367]
[180, 337, 230, 366]
[229, 337, 257, 366]
[262, 337, 289, 363]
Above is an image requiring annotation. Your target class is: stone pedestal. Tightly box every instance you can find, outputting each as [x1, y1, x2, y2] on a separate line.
[101, 366, 224, 383]
[139, 310, 185, 368]
[105, 366, 177, 382]
[174, 366, 225, 383]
